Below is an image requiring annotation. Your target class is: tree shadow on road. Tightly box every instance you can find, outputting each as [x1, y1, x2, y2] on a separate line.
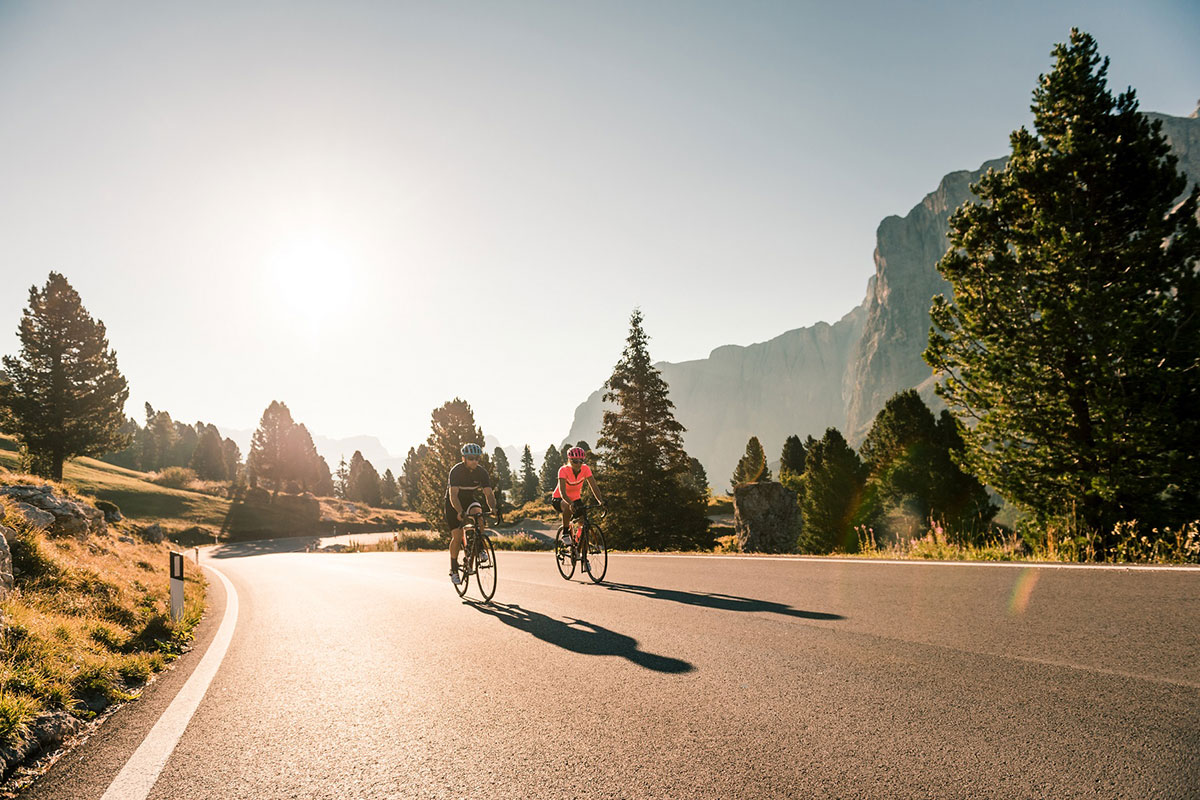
[207, 536, 323, 559]
[470, 602, 694, 674]
[597, 582, 844, 621]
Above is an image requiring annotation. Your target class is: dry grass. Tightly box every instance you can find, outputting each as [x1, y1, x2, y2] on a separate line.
[0, 493, 205, 751]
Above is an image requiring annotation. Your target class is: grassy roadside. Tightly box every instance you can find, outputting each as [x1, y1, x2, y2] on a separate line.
[0, 489, 206, 761]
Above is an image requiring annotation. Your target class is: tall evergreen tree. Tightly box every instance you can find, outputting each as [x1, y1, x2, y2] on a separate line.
[859, 390, 995, 542]
[779, 435, 807, 480]
[247, 400, 294, 492]
[686, 456, 710, 499]
[416, 398, 486, 533]
[400, 445, 427, 510]
[283, 422, 323, 492]
[0, 273, 130, 479]
[491, 446, 513, 503]
[190, 424, 228, 481]
[222, 437, 242, 486]
[334, 455, 349, 499]
[348, 450, 383, 506]
[731, 436, 771, 487]
[540, 445, 564, 493]
[519, 445, 538, 504]
[380, 468, 400, 504]
[799, 428, 866, 554]
[597, 309, 710, 550]
[925, 30, 1200, 540]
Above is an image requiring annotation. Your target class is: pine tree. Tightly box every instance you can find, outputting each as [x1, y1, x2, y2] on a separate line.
[283, 422, 323, 492]
[731, 436, 771, 487]
[334, 455, 349, 499]
[491, 447, 513, 511]
[925, 30, 1200, 541]
[686, 457, 710, 499]
[189, 424, 228, 481]
[348, 450, 383, 507]
[168, 421, 199, 468]
[222, 437, 242, 486]
[381, 468, 400, 505]
[0, 273, 130, 479]
[416, 398, 486, 533]
[400, 445, 427, 510]
[779, 435, 807, 480]
[247, 401, 295, 492]
[597, 309, 710, 550]
[858, 390, 995, 543]
[540, 445, 564, 493]
[519, 445, 538, 504]
[799, 428, 866, 554]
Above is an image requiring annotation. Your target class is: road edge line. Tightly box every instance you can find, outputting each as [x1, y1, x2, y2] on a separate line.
[99, 561, 239, 800]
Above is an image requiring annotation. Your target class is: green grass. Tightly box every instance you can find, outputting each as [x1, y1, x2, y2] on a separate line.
[0, 435, 230, 527]
[0, 493, 206, 751]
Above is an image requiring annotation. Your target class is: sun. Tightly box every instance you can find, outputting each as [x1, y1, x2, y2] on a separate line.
[264, 230, 356, 331]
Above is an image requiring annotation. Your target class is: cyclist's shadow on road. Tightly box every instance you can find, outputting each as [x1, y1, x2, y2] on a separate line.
[470, 602, 694, 675]
[598, 582, 844, 621]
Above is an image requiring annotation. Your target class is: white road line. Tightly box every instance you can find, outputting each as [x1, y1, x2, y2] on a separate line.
[100, 562, 239, 800]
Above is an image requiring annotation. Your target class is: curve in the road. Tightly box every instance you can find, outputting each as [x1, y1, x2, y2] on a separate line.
[98, 562, 239, 800]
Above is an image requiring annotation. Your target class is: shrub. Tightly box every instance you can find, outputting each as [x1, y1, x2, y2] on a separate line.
[0, 692, 43, 750]
[148, 467, 197, 489]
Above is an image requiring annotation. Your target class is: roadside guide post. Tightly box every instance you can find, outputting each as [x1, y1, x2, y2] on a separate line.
[169, 551, 185, 624]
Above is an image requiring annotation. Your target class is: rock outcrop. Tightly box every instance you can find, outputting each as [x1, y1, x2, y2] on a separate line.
[565, 110, 1200, 483]
[0, 525, 13, 601]
[733, 482, 798, 553]
[567, 301, 868, 490]
[0, 484, 106, 539]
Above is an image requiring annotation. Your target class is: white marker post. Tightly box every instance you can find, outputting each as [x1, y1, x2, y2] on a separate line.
[169, 551, 185, 623]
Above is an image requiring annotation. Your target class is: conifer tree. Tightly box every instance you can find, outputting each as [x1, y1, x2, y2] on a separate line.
[799, 428, 866, 554]
[283, 422, 323, 492]
[489, 450, 513, 506]
[190, 424, 228, 481]
[597, 309, 710, 550]
[519, 445, 538, 504]
[0, 272, 130, 479]
[381, 469, 400, 504]
[247, 401, 294, 492]
[858, 390, 995, 542]
[348, 450, 383, 506]
[416, 399, 486, 533]
[731, 436, 771, 487]
[925, 30, 1200, 540]
[541, 445, 564, 492]
[686, 457, 710, 499]
[334, 455, 349, 499]
[779, 435, 807, 480]
[222, 437, 242, 486]
[400, 445, 427, 510]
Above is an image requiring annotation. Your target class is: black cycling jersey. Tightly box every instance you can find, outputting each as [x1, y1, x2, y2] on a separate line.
[445, 462, 492, 509]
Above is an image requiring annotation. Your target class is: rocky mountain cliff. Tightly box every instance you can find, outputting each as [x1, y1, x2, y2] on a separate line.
[566, 110, 1200, 491]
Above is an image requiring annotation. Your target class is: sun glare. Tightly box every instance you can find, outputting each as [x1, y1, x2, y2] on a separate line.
[264, 230, 357, 332]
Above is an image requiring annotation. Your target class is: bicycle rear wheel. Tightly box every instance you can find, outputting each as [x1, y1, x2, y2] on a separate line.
[554, 526, 575, 580]
[475, 535, 497, 602]
[454, 532, 472, 598]
[584, 524, 608, 583]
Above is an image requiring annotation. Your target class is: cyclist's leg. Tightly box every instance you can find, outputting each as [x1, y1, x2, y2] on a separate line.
[553, 497, 572, 538]
[445, 499, 464, 575]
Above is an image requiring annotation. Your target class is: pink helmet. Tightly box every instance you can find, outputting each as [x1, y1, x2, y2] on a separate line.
[566, 447, 587, 460]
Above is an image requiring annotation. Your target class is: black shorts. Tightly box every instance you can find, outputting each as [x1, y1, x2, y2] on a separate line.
[445, 497, 489, 529]
[552, 497, 585, 514]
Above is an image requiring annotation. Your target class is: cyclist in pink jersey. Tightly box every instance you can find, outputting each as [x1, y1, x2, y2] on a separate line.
[552, 447, 604, 535]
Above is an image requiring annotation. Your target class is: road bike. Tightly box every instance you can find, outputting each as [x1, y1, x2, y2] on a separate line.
[455, 502, 497, 602]
[555, 503, 607, 583]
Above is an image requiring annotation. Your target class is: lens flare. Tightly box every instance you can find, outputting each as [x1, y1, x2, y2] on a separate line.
[1008, 568, 1040, 615]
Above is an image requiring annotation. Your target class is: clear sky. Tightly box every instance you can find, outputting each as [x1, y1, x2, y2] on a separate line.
[1, 1, 1197, 459]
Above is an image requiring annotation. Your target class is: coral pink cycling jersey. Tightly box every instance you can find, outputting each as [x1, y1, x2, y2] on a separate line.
[552, 463, 593, 501]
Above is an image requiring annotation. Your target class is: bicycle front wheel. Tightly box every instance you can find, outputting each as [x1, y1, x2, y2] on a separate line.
[476, 535, 497, 602]
[454, 533, 472, 598]
[585, 524, 608, 583]
[554, 526, 575, 580]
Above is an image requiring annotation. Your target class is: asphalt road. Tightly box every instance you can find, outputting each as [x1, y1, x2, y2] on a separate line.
[21, 542, 1200, 799]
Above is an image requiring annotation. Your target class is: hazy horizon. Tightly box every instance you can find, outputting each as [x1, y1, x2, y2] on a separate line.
[2, 1, 1197, 459]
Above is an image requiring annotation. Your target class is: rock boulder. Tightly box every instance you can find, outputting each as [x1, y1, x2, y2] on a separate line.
[0, 484, 107, 539]
[733, 482, 798, 554]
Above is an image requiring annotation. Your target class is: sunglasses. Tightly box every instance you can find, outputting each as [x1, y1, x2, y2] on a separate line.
[464, 456, 480, 462]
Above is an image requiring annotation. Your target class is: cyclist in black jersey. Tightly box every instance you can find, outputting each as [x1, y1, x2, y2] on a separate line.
[446, 442, 497, 586]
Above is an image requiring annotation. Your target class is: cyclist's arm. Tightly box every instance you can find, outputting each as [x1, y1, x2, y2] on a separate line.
[556, 477, 568, 499]
[586, 475, 604, 504]
[449, 486, 463, 519]
[483, 486, 498, 516]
